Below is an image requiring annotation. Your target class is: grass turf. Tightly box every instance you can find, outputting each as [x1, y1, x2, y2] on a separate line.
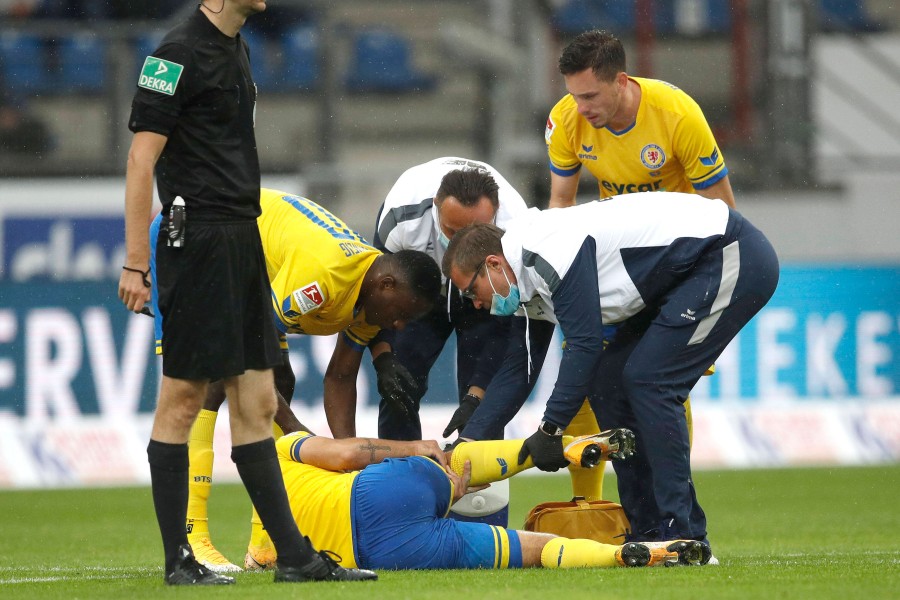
[0, 465, 897, 599]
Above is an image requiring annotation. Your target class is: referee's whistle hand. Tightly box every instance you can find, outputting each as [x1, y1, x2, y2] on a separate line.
[118, 271, 151, 313]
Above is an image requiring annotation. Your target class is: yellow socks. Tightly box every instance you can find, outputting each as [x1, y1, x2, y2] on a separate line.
[450, 439, 534, 485]
[186, 409, 217, 541]
[451, 434, 612, 485]
[565, 400, 604, 501]
[540, 536, 620, 568]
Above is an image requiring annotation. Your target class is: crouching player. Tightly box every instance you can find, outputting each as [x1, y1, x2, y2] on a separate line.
[264, 428, 711, 570]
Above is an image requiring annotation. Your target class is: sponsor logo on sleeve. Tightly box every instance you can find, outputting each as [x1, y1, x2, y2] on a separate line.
[137, 56, 183, 96]
[544, 117, 555, 143]
[292, 282, 325, 315]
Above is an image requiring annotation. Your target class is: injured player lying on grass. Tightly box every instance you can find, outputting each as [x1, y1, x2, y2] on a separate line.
[243, 427, 712, 571]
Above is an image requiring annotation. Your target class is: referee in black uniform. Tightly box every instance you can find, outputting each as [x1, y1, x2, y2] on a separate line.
[118, 0, 375, 586]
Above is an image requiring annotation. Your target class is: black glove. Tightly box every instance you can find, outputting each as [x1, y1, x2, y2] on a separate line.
[372, 353, 420, 419]
[517, 428, 568, 472]
[442, 393, 481, 438]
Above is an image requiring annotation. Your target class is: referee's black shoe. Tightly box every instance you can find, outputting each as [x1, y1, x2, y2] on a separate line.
[274, 548, 377, 583]
[165, 544, 236, 585]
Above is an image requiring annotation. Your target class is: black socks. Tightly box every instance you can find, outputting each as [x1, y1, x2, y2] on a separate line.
[147, 440, 189, 573]
[232, 438, 314, 568]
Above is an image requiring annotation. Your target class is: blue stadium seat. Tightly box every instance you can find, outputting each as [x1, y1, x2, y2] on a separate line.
[344, 29, 436, 93]
[657, 0, 730, 35]
[0, 31, 51, 94]
[705, 0, 733, 33]
[282, 25, 319, 91]
[819, 0, 883, 32]
[553, 0, 639, 34]
[133, 31, 167, 80]
[58, 34, 107, 93]
[240, 29, 279, 91]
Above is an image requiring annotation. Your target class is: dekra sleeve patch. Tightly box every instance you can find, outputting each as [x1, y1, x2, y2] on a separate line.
[137, 56, 184, 96]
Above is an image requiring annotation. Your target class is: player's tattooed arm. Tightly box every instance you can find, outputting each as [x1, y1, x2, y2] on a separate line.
[298, 436, 449, 471]
[356, 439, 393, 463]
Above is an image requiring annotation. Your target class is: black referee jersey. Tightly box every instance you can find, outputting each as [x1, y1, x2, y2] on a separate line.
[128, 7, 261, 221]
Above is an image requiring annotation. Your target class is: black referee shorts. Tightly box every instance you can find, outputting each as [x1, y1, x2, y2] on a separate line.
[155, 219, 282, 381]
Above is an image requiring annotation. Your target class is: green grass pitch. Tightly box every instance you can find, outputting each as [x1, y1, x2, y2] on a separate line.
[0, 465, 897, 599]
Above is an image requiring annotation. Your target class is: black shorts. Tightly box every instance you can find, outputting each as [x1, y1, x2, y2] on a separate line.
[156, 219, 282, 380]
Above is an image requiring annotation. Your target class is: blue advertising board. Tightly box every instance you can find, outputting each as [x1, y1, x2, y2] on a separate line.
[691, 264, 900, 402]
[1, 216, 127, 281]
[0, 266, 897, 419]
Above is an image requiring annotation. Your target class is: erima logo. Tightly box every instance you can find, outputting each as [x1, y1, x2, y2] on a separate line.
[699, 148, 720, 167]
[681, 308, 697, 321]
[581, 144, 593, 152]
[578, 153, 598, 161]
[496, 458, 508, 476]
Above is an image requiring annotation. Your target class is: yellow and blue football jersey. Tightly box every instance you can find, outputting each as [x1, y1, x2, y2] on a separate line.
[546, 77, 727, 197]
[276, 432, 360, 567]
[257, 189, 381, 351]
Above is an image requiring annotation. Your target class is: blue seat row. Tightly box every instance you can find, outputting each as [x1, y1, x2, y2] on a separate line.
[552, 0, 882, 35]
[0, 31, 107, 93]
[234, 26, 436, 93]
[1, 26, 437, 96]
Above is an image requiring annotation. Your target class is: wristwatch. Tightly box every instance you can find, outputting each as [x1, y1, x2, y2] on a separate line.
[538, 420, 564, 436]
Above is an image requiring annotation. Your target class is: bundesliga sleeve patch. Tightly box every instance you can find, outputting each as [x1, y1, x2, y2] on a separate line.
[292, 282, 325, 315]
[544, 117, 555, 144]
[138, 56, 184, 96]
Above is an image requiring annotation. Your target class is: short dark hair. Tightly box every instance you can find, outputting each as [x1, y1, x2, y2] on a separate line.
[390, 249, 442, 302]
[434, 168, 500, 210]
[441, 222, 504, 279]
[558, 30, 626, 82]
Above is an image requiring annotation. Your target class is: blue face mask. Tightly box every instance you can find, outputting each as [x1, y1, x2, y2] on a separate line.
[488, 266, 520, 316]
[438, 229, 451, 250]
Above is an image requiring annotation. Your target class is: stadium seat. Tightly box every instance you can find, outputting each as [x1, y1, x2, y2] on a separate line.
[133, 31, 167, 80]
[58, 33, 107, 93]
[552, 0, 644, 34]
[282, 25, 320, 91]
[818, 0, 884, 32]
[240, 29, 280, 91]
[0, 31, 51, 94]
[665, 0, 731, 35]
[344, 29, 436, 93]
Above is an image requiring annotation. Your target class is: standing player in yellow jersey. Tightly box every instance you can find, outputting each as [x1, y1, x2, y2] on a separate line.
[148, 189, 441, 572]
[542, 30, 728, 516]
[272, 428, 710, 570]
[545, 30, 736, 209]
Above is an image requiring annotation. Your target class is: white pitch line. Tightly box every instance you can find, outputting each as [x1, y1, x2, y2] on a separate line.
[0, 566, 160, 584]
